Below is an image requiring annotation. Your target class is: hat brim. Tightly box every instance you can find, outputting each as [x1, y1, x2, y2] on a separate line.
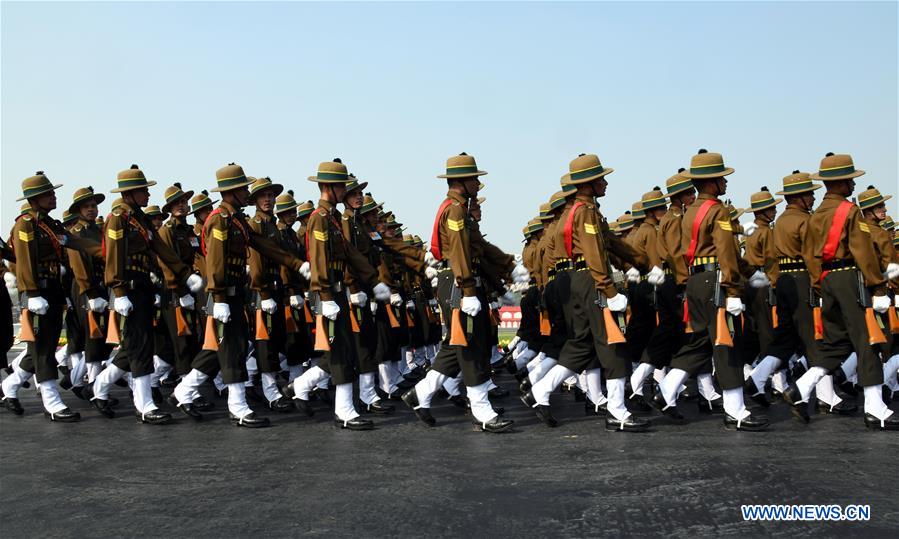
[162, 190, 194, 213]
[731, 209, 746, 221]
[347, 181, 369, 193]
[809, 169, 865, 181]
[110, 180, 157, 193]
[68, 193, 106, 214]
[750, 198, 784, 212]
[360, 202, 384, 215]
[17, 183, 64, 201]
[211, 178, 254, 192]
[775, 184, 822, 196]
[307, 176, 350, 184]
[560, 168, 614, 186]
[859, 194, 892, 210]
[188, 199, 216, 215]
[250, 184, 283, 199]
[437, 170, 488, 179]
[682, 168, 734, 180]
[275, 203, 300, 214]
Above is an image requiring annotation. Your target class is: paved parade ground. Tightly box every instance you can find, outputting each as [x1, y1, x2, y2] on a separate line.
[1, 357, 897, 538]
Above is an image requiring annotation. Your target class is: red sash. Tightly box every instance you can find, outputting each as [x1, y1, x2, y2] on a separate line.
[819, 200, 853, 281]
[429, 198, 454, 260]
[563, 201, 586, 259]
[200, 208, 222, 256]
[684, 199, 720, 266]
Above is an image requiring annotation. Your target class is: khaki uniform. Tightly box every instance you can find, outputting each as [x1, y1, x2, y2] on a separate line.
[156, 215, 201, 375]
[248, 210, 286, 375]
[277, 220, 312, 371]
[67, 217, 111, 365]
[743, 217, 778, 359]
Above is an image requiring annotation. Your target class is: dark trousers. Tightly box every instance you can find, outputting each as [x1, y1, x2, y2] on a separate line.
[19, 284, 66, 383]
[374, 302, 401, 365]
[765, 272, 819, 365]
[353, 303, 379, 374]
[431, 270, 491, 387]
[744, 284, 775, 361]
[542, 273, 570, 359]
[160, 295, 199, 376]
[111, 282, 156, 379]
[0, 289, 12, 368]
[191, 293, 250, 385]
[284, 308, 313, 367]
[251, 295, 286, 374]
[76, 296, 113, 364]
[516, 285, 544, 349]
[637, 275, 685, 368]
[557, 270, 627, 379]
[317, 290, 358, 385]
[818, 270, 884, 387]
[669, 270, 745, 390]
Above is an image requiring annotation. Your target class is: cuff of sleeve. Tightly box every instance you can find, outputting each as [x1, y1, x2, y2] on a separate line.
[113, 286, 128, 298]
[602, 284, 618, 298]
[259, 291, 272, 300]
[213, 292, 226, 303]
[319, 291, 333, 301]
[462, 286, 477, 297]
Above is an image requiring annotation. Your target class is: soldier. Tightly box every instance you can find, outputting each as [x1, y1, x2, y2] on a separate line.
[188, 189, 216, 346]
[510, 219, 545, 372]
[653, 149, 769, 431]
[403, 153, 514, 433]
[1, 238, 14, 369]
[783, 154, 897, 430]
[286, 159, 391, 430]
[615, 213, 634, 240]
[522, 153, 650, 431]
[1, 172, 101, 421]
[64, 186, 110, 399]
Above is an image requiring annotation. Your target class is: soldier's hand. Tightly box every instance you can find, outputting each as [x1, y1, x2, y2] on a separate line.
[114, 296, 133, 317]
[741, 220, 758, 237]
[321, 300, 340, 320]
[749, 270, 770, 289]
[500, 290, 516, 306]
[428, 298, 438, 309]
[373, 282, 391, 302]
[424, 251, 438, 267]
[460, 295, 481, 317]
[213, 302, 231, 323]
[88, 297, 108, 313]
[350, 292, 368, 306]
[625, 267, 641, 283]
[186, 273, 205, 293]
[299, 261, 311, 280]
[179, 294, 195, 310]
[647, 266, 666, 286]
[289, 295, 304, 309]
[3, 272, 17, 291]
[405, 300, 415, 310]
[370, 302, 379, 315]
[60, 265, 67, 277]
[872, 294, 890, 314]
[725, 297, 745, 316]
[607, 293, 628, 312]
[154, 294, 161, 307]
[27, 296, 49, 315]
[389, 293, 403, 306]
[425, 266, 438, 279]
[260, 298, 278, 314]
[884, 263, 899, 280]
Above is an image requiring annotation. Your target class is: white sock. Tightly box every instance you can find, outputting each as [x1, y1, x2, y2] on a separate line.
[815, 375, 842, 408]
[358, 372, 378, 405]
[605, 377, 631, 421]
[173, 369, 208, 405]
[862, 384, 892, 420]
[288, 364, 303, 383]
[653, 368, 667, 385]
[742, 363, 752, 380]
[213, 372, 225, 391]
[92, 363, 126, 401]
[334, 382, 359, 420]
[55, 347, 67, 366]
[526, 352, 545, 372]
[443, 374, 462, 397]
[86, 362, 102, 385]
[466, 380, 497, 423]
[841, 353, 857, 379]
[771, 370, 789, 394]
[151, 356, 173, 388]
[883, 355, 899, 392]
[132, 374, 157, 414]
[69, 352, 86, 388]
[585, 368, 607, 406]
[795, 366, 828, 401]
[378, 361, 401, 394]
[39, 380, 67, 413]
[261, 372, 281, 402]
[659, 368, 689, 408]
[1, 363, 32, 399]
[414, 369, 448, 408]
[528, 355, 558, 384]
[531, 364, 575, 406]
[629, 363, 655, 397]
[722, 387, 750, 420]
[293, 366, 329, 400]
[697, 373, 721, 402]
[748, 355, 781, 394]
[227, 383, 252, 418]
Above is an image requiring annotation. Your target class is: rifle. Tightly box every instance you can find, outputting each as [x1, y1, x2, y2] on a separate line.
[595, 291, 626, 344]
[312, 291, 333, 352]
[253, 291, 270, 341]
[105, 289, 124, 345]
[767, 281, 778, 329]
[201, 294, 222, 351]
[712, 270, 734, 347]
[857, 270, 886, 345]
[17, 292, 37, 342]
[448, 282, 467, 346]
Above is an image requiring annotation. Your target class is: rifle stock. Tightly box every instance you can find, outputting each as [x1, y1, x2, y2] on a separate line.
[712, 271, 734, 348]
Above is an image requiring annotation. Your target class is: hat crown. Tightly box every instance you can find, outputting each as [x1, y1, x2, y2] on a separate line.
[318, 160, 348, 176]
[72, 186, 94, 199]
[690, 151, 725, 170]
[549, 190, 569, 209]
[275, 192, 296, 205]
[164, 184, 183, 200]
[216, 163, 246, 182]
[818, 153, 854, 173]
[750, 189, 775, 204]
[569, 154, 601, 174]
[445, 153, 478, 170]
[21, 172, 54, 195]
[117, 166, 146, 182]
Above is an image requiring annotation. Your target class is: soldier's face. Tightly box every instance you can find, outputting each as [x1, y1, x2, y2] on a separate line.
[151, 216, 163, 229]
[715, 177, 728, 195]
[470, 205, 482, 222]
[279, 210, 297, 226]
[79, 200, 99, 221]
[31, 190, 57, 212]
[171, 197, 189, 217]
[591, 177, 608, 198]
[131, 187, 150, 207]
[345, 189, 363, 209]
[331, 184, 347, 203]
[872, 204, 887, 221]
[233, 186, 251, 207]
[680, 190, 696, 206]
[195, 207, 211, 224]
[254, 189, 275, 212]
[462, 178, 480, 198]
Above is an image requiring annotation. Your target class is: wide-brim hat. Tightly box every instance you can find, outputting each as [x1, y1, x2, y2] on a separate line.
[726, 204, 745, 221]
[111, 164, 157, 193]
[309, 158, 350, 183]
[161, 182, 194, 213]
[249, 176, 284, 198]
[776, 171, 821, 196]
[145, 205, 167, 218]
[475, 196, 486, 206]
[297, 200, 316, 218]
[749, 187, 783, 212]
[641, 188, 668, 211]
[17, 171, 62, 201]
[665, 169, 693, 197]
[274, 190, 299, 214]
[212, 163, 254, 192]
[19, 202, 31, 216]
[68, 186, 106, 213]
[189, 190, 216, 214]
[345, 174, 369, 193]
[437, 152, 488, 179]
[549, 187, 577, 211]
[360, 193, 384, 215]
[682, 149, 734, 180]
[110, 198, 124, 212]
[631, 201, 646, 219]
[61, 210, 77, 225]
[616, 213, 634, 231]
[809, 152, 865, 181]
[880, 215, 894, 231]
[857, 185, 892, 211]
[561, 153, 614, 185]
[537, 202, 553, 220]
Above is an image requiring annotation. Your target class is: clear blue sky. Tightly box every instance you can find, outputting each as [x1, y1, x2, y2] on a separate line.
[2, 1, 896, 253]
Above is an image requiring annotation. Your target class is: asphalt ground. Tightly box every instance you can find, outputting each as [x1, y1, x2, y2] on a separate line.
[1, 351, 897, 537]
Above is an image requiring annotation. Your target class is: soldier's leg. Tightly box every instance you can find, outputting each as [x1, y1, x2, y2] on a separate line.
[661, 273, 715, 407]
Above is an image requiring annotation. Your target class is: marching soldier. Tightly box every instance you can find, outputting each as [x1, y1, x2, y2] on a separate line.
[403, 153, 514, 433]
[1, 172, 101, 421]
[188, 189, 216, 346]
[654, 149, 769, 430]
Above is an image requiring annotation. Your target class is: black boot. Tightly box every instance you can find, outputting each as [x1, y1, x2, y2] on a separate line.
[605, 415, 651, 432]
[168, 395, 203, 421]
[782, 386, 810, 423]
[743, 379, 771, 408]
[401, 388, 436, 427]
[44, 408, 81, 422]
[193, 395, 215, 411]
[1, 387, 24, 415]
[698, 397, 725, 414]
[627, 393, 652, 413]
[334, 415, 374, 430]
[473, 416, 514, 433]
[513, 366, 529, 383]
[151, 387, 164, 406]
[230, 412, 271, 428]
[363, 400, 395, 414]
[521, 391, 557, 427]
[92, 398, 116, 419]
[448, 394, 469, 410]
[135, 409, 173, 425]
[488, 386, 509, 399]
[650, 393, 685, 424]
[267, 396, 293, 413]
[864, 413, 899, 431]
[816, 399, 857, 415]
[724, 412, 769, 431]
[585, 399, 608, 416]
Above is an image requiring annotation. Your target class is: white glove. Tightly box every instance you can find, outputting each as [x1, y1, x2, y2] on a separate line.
[425, 266, 438, 279]
[507, 335, 521, 352]
[885, 263, 899, 280]
[370, 302, 379, 315]
[299, 261, 311, 280]
[114, 296, 133, 317]
[289, 294, 304, 309]
[153, 294, 161, 307]
[321, 300, 340, 320]
[725, 297, 744, 316]
[424, 251, 437, 267]
[390, 293, 402, 306]
[27, 296, 49, 316]
[500, 290, 516, 305]
[749, 270, 770, 289]
[489, 301, 500, 310]
[512, 264, 530, 284]
[179, 294, 195, 310]
[872, 295, 890, 314]
[607, 293, 628, 312]
[88, 297, 108, 313]
[895, 296, 899, 309]
[260, 298, 278, 314]
[60, 265, 66, 277]
[742, 220, 758, 237]
[350, 292, 368, 306]
[212, 302, 231, 323]
[405, 300, 415, 310]
[150, 272, 160, 285]
[186, 273, 204, 293]
[461, 295, 481, 317]
[373, 282, 391, 302]
[625, 267, 641, 283]
[431, 277, 438, 288]
[429, 299, 438, 308]
[647, 266, 666, 286]
[4, 272, 17, 290]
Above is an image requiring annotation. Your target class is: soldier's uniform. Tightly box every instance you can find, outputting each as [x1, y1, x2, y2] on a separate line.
[0, 238, 14, 369]
[787, 154, 897, 430]
[655, 150, 768, 430]
[189, 189, 217, 343]
[512, 219, 545, 371]
[274, 191, 312, 385]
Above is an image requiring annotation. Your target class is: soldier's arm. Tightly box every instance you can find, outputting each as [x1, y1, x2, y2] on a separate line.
[605, 224, 649, 273]
[246, 220, 271, 300]
[799, 217, 822, 289]
[576, 207, 617, 297]
[377, 255, 396, 288]
[12, 218, 39, 294]
[204, 214, 228, 303]
[67, 236, 99, 299]
[151, 226, 191, 286]
[307, 213, 333, 301]
[643, 227, 664, 269]
[379, 236, 426, 273]
[156, 225, 187, 295]
[709, 206, 742, 297]
[63, 233, 102, 260]
[443, 203, 476, 297]
[248, 229, 303, 273]
[344, 240, 379, 292]
[104, 213, 129, 298]
[846, 208, 886, 294]
[762, 229, 780, 287]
